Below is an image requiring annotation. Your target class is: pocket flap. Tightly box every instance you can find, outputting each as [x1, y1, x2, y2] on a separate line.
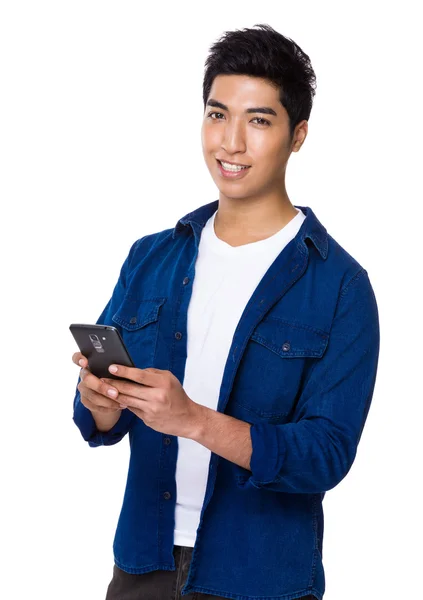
[112, 297, 166, 331]
[251, 319, 329, 358]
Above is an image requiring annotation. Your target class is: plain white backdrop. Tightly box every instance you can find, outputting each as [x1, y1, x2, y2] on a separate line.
[1, 1, 422, 599]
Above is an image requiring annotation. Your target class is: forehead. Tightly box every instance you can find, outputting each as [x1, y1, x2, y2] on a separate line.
[208, 74, 281, 106]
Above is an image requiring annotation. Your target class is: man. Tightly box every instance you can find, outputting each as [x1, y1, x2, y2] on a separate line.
[72, 24, 380, 600]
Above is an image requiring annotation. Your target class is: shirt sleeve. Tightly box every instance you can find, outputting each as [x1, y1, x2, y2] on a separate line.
[72, 239, 140, 448]
[234, 268, 380, 494]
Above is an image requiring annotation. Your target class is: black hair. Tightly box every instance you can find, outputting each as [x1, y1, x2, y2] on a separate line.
[203, 24, 317, 141]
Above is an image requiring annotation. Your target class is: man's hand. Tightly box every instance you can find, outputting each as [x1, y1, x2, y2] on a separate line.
[102, 364, 202, 439]
[72, 352, 122, 414]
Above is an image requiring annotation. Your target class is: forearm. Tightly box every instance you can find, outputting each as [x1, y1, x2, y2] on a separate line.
[190, 404, 253, 471]
[92, 409, 122, 432]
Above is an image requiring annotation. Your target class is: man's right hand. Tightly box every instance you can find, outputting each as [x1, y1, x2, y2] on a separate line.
[72, 352, 122, 414]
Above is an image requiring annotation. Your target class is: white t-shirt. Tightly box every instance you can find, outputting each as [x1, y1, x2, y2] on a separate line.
[174, 206, 306, 546]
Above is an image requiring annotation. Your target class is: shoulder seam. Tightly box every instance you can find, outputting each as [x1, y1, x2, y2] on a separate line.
[340, 267, 367, 297]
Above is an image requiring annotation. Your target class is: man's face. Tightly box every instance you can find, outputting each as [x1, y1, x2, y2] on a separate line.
[201, 74, 307, 202]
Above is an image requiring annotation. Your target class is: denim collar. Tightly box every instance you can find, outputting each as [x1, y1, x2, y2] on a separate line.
[172, 199, 328, 260]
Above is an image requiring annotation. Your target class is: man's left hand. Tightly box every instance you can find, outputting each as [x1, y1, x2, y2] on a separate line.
[102, 365, 203, 439]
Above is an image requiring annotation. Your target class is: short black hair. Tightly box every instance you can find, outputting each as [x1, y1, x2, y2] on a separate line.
[203, 24, 317, 141]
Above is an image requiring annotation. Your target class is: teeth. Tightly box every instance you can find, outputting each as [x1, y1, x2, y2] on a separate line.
[220, 160, 248, 172]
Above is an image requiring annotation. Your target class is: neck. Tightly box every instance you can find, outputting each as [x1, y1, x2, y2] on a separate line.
[214, 193, 299, 246]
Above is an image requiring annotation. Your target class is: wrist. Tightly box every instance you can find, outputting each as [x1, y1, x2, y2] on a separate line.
[188, 402, 208, 442]
[92, 408, 122, 433]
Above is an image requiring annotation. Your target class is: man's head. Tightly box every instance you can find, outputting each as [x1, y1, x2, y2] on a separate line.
[201, 24, 316, 203]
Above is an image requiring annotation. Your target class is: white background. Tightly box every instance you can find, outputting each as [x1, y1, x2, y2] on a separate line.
[1, 1, 422, 599]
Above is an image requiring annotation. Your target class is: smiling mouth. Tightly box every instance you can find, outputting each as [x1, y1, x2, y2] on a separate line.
[216, 159, 251, 171]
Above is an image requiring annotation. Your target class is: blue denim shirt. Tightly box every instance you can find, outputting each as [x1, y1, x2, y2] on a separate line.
[72, 200, 380, 600]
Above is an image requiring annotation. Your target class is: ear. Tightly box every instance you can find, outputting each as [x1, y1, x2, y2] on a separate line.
[292, 120, 308, 152]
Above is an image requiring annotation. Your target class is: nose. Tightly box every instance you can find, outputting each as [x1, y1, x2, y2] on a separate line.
[220, 118, 247, 155]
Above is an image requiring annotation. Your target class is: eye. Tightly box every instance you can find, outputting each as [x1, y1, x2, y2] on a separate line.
[251, 117, 271, 126]
[207, 111, 224, 120]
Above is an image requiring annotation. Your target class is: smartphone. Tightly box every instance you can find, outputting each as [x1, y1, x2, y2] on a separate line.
[69, 323, 135, 380]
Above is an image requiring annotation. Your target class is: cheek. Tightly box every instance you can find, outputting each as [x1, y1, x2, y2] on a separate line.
[257, 144, 287, 174]
[252, 134, 280, 156]
[202, 123, 221, 150]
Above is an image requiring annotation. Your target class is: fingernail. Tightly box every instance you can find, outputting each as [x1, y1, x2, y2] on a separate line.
[109, 365, 118, 373]
[79, 359, 85, 366]
[107, 389, 118, 398]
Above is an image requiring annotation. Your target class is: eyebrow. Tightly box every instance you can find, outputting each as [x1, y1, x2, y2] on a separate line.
[207, 98, 278, 117]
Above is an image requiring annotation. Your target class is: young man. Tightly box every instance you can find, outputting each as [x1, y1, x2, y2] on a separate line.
[72, 24, 380, 600]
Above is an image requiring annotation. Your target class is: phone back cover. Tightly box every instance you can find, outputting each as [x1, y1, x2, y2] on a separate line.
[70, 324, 134, 380]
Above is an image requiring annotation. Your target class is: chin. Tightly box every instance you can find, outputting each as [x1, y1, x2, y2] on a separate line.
[218, 189, 253, 201]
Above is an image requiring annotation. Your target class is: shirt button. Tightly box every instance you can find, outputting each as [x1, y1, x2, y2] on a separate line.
[282, 342, 291, 352]
[175, 332, 182, 340]
[163, 491, 171, 500]
[183, 277, 190, 285]
[130, 317, 137, 324]
[164, 437, 171, 445]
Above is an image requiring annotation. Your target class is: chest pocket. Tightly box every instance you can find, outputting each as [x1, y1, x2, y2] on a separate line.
[229, 318, 329, 422]
[112, 296, 166, 368]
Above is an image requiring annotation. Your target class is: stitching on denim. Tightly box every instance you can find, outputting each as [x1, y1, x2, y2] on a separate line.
[308, 493, 319, 589]
[340, 267, 366, 297]
[253, 255, 308, 312]
[169, 245, 194, 373]
[233, 397, 290, 419]
[250, 334, 326, 358]
[112, 560, 176, 574]
[112, 297, 166, 329]
[255, 317, 329, 338]
[184, 585, 320, 599]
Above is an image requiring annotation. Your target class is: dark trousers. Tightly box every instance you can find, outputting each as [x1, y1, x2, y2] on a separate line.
[105, 544, 316, 600]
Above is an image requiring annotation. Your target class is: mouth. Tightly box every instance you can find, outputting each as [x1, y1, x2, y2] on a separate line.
[216, 158, 251, 179]
[216, 158, 250, 168]
[216, 158, 251, 180]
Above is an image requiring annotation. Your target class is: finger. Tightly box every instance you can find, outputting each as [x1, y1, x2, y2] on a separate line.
[80, 393, 122, 414]
[110, 392, 146, 410]
[79, 370, 119, 401]
[78, 381, 122, 409]
[72, 352, 88, 368]
[107, 364, 159, 386]
[79, 367, 90, 381]
[101, 377, 150, 400]
[98, 380, 148, 409]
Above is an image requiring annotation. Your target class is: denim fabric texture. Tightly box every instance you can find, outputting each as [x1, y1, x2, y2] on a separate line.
[73, 200, 380, 600]
[105, 545, 316, 600]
